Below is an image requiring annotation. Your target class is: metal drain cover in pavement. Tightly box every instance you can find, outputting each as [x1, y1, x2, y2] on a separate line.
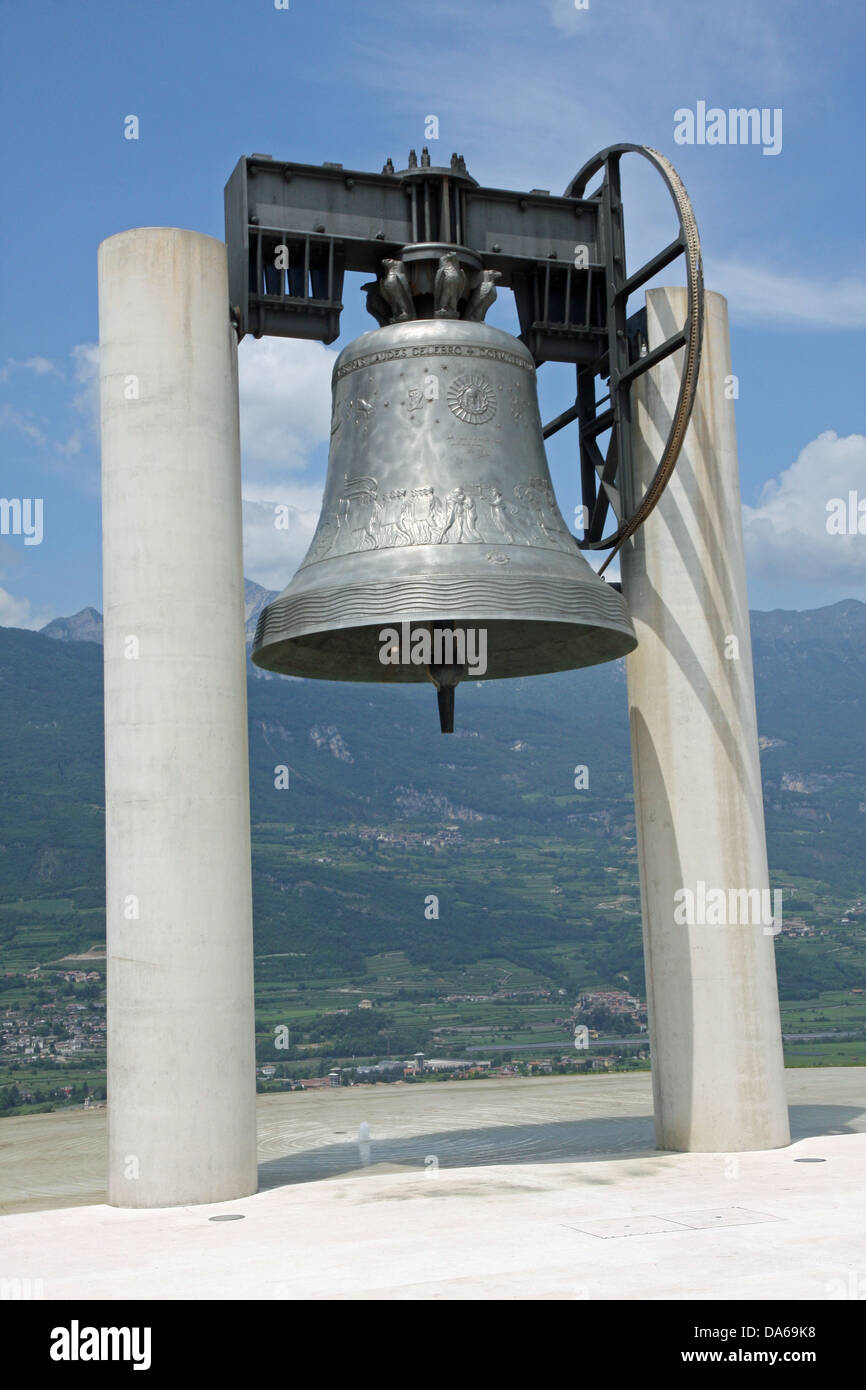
[566, 1207, 780, 1239]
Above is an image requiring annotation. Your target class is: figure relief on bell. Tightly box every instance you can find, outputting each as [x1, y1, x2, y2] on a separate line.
[488, 485, 530, 544]
[375, 488, 412, 548]
[346, 489, 379, 551]
[516, 476, 573, 544]
[406, 486, 445, 543]
[438, 485, 485, 544]
[303, 468, 576, 565]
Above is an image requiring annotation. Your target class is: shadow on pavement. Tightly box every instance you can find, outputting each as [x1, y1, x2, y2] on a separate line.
[257, 1102, 866, 1191]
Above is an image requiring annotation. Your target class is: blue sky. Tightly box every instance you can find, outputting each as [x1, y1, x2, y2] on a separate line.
[1, 0, 864, 626]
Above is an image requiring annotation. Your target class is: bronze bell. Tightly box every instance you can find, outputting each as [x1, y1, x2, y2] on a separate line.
[252, 313, 636, 730]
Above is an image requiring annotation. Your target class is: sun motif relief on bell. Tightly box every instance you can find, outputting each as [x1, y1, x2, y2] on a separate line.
[252, 316, 636, 714]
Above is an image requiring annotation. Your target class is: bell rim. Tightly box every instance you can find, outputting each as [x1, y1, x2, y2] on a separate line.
[251, 574, 636, 683]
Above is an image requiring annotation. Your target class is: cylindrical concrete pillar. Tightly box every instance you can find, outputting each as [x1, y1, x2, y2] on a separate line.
[99, 228, 257, 1205]
[620, 287, 790, 1152]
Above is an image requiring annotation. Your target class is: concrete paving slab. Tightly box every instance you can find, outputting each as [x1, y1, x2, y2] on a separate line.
[1, 1069, 864, 1299]
[0, 1131, 863, 1300]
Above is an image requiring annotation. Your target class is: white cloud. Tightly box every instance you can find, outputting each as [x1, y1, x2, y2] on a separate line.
[545, 0, 595, 37]
[348, 0, 796, 192]
[241, 488, 324, 591]
[25, 356, 57, 375]
[70, 343, 100, 431]
[0, 586, 52, 630]
[743, 431, 866, 604]
[238, 336, 335, 470]
[57, 431, 82, 457]
[544, 0, 793, 87]
[237, 337, 335, 587]
[0, 404, 48, 446]
[0, 343, 99, 469]
[0, 356, 58, 382]
[711, 259, 866, 330]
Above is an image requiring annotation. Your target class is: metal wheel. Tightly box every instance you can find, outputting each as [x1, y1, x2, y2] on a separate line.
[545, 144, 704, 572]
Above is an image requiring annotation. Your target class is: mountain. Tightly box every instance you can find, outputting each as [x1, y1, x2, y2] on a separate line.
[1, 593, 865, 1000]
[40, 607, 103, 645]
[37, 588, 274, 650]
[244, 579, 277, 647]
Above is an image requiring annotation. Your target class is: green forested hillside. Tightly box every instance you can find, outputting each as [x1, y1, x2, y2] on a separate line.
[1, 598, 865, 1032]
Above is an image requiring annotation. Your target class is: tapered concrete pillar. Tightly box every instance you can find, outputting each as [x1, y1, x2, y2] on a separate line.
[99, 228, 257, 1206]
[620, 287, 790, 1152]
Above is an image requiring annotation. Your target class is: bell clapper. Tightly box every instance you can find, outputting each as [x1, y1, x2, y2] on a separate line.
[426, 659, 465, 734]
